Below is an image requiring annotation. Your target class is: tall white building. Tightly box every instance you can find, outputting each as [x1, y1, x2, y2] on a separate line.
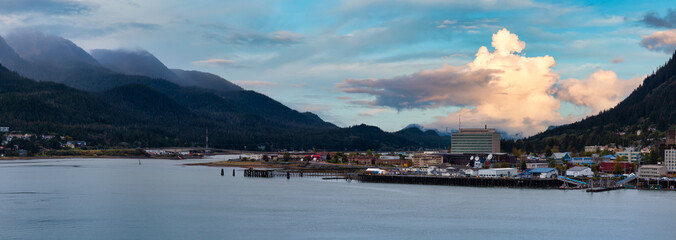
[665, 148, 676, 173]
[451, 128, 500, 154]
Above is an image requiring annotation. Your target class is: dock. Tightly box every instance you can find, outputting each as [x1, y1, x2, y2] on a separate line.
[586, 186, 624, 192]
[355, 174, 561, 188]
[243, 169, 354, 178]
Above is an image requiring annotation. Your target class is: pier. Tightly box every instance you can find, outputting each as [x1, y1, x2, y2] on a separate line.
[243, 169, 354, 178]
[355, 174, 561, 188]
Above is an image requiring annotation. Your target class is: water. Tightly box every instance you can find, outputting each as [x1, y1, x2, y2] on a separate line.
[1, 157, 675, 239]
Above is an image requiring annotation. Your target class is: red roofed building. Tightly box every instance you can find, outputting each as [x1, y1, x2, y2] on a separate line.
[598, 161, 634, 174]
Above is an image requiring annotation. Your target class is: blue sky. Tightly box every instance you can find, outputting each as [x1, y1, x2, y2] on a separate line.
[0, 0, 675, 136]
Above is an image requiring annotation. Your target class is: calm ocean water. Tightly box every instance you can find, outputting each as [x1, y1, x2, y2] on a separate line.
[1, 156, 675, 239]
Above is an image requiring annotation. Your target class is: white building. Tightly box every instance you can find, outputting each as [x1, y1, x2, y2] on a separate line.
[637, 165, 667, 178]
[478, 168, 518, 178]
[665, 148, 676, 173]
[566, 166, 594, 177]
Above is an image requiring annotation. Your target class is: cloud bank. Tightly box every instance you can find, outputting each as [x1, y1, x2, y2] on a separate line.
[641, 8, 676, 28]
[340, 29, 640, 136]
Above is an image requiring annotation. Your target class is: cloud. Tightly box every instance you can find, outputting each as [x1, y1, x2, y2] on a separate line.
[357, 108, 393, 117]
[0, 0, 92, 15]
[641, 9, 676, 28]
[586, 16, 625, 26]
[232, 80, 279, 87]
[338, 66, 497, 108]
[436, 19, 457, 28]
[557, 69, 641, 113]
[205, 30, 303, 46]
[340, 28, 638, 136]
[192, 58, 237, 67]
[640, 29, 676, 53]
[611, 58, 624, 64]
[340, 28, 562, 135]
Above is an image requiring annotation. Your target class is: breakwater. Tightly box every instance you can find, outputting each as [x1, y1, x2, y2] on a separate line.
[356, 174, 561, 188]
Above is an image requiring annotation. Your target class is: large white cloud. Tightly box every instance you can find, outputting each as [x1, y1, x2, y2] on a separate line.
[340, 28, 640, 136]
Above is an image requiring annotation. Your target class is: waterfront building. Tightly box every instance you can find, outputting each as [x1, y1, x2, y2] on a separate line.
[598, 161, 633, 174]
[637, 165, 667, 178]
[665, 148, 676, 173]
[478, 168, 517, 178]
[451, 128, 500, 154]
[526, 161, 549, 169]
[350, 156, 376, 165]
[412, 154, 443, 167]
[529, 168, 558, 178]
[566, 166, 594, 177]
[375, 158, 406, 166]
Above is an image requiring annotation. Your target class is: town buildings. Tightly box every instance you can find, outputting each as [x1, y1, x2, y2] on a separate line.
[412, 154, 443, 167]
[451, 127, 500, 154]
[637, 165, 667, 178]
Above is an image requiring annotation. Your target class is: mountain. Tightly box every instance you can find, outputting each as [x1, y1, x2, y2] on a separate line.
[395, 126, 450, 149]
[0, 30, 451, 151]
[171, 69, 243, 92]
[518, 52, 676, 153]
[90, 49, 181, 82]
[0, 63, 449, 150]
[89, 48, 243, 92]
[0, 35, 31, 73]
[5, 29, 100, 68]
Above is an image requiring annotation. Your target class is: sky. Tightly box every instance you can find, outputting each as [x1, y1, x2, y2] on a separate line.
[1, 0, 675, 137]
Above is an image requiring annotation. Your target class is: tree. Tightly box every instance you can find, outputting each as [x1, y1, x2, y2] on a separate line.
[366, 149, 373, 156]
[283, 152, 291, 161]
[545, 148, 553, 157]
[614, 156, 626, 174]
[519, 160, 527, 171]
[512, 148, 522, 158]
[548, 158, 556, 168]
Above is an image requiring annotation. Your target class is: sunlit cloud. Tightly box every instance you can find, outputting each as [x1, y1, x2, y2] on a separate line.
[640, 29, 676, 53]
[611, 58, 624, 64]
[557, 69, 642, 113]
[340, 28, 640, 136]
[192, 58, 237, 67]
